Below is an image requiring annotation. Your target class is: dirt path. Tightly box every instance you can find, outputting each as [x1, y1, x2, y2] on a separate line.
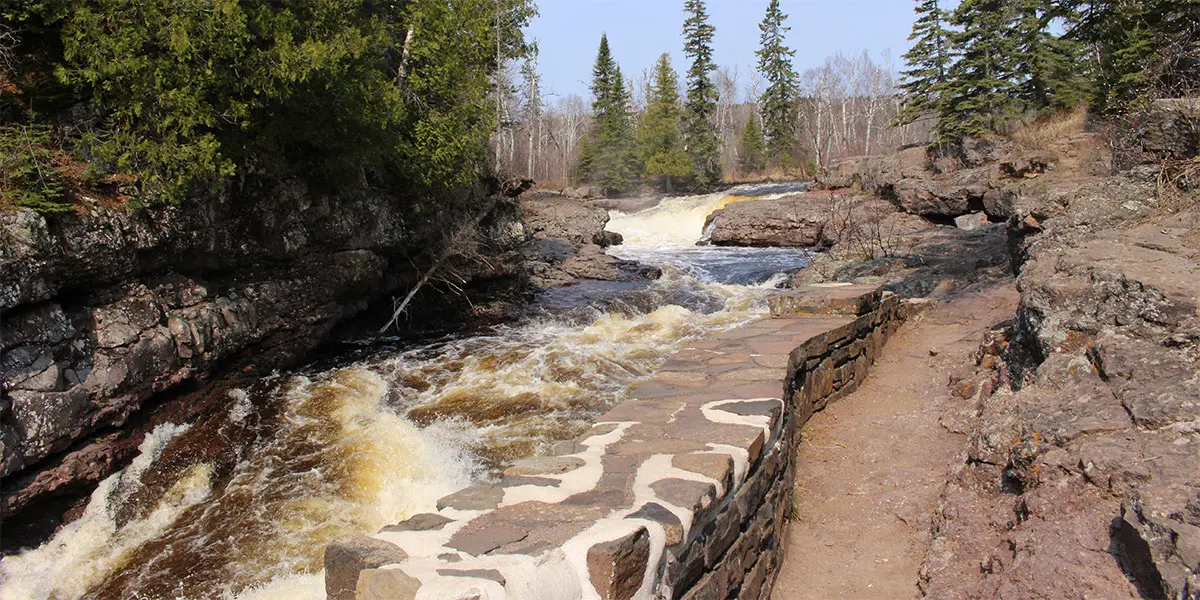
[771, 285, 1020, 600]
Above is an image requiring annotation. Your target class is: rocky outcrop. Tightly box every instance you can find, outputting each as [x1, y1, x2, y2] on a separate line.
[816, 136, 1064, 222]
[520, 194, 656, 288]
[705, 192, 931, 250]
[919, 193, 1200, 599]
[1143, 98, 1200, 160]
[0, 182, 528, 542]
[705, 194, 838, 248]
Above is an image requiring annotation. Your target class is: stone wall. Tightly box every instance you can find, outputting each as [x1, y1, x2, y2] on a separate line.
[324, 284, 906, 600]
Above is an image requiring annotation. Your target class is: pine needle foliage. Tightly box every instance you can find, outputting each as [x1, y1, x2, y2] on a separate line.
[897, 0, 953, 126]
[638, 53, 693, 192]
[578, 34, 640, 194]
[755, 0, 798, 166]
[682, 0, 722, 185]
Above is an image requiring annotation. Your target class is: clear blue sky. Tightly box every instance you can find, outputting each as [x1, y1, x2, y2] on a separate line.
[527, 0, 917, 102]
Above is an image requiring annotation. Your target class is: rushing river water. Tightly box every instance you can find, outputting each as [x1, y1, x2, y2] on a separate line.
[0, 182, 812, 600]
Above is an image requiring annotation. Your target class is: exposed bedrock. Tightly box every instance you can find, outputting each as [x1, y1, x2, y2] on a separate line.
[520, 193, 659, 289]
[704, 192, 931, 249]
[814, 136, 1089, 222]
[921, 191, 1200, 598]
[0, 181, 529, 543]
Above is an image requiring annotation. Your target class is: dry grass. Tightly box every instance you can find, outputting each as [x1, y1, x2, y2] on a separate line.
[1008, 105, 1089, 151]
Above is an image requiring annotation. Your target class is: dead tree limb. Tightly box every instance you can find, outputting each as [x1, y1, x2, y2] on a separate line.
[378, 199, 500, 333]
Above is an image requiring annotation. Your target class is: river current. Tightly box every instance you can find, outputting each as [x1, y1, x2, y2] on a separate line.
[0, 182, 812, 600]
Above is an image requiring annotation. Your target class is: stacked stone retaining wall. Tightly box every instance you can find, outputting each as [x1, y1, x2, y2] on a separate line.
[324, 284, 907, 600]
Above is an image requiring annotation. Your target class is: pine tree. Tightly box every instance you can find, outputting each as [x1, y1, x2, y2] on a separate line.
[936, 0, 1023, 141]
[1012, 0, 1086, 112]
[578, 34, 639, 194]
[637, 54, 693, 192]
[738, 112, 767, 175]
[896, 0, 954, 126]
[1061, 0, 1200, 115]
[682, 0, 722, 185]
[756, 0, 798, 165]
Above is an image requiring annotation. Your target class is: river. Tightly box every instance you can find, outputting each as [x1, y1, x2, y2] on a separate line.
[0, 182, 811, 600]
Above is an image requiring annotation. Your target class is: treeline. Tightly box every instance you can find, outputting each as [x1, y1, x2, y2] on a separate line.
[494, 0, 929, 194]
[0, 0, 535, 213]
[898, 0, 1200, 143]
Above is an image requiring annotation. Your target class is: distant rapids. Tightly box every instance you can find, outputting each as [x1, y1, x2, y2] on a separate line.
[0, 182, 813, 600]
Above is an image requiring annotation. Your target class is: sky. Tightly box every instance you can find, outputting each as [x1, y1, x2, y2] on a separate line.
[526, 0, 918, 103]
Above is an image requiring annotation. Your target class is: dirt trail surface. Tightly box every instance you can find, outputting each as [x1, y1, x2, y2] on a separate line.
[772, 285, 1020, 599]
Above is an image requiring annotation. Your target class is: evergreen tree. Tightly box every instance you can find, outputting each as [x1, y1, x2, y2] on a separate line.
[897, 0, 954, 126]
[682, 0, 722, 185]
[936, 0, 1023, 141]
[738, 112, 767, 175]
[1012, 0, 1086, 112]
[756, 0, 799, 165]
[1061, 0, 1200, 114]
[637, 54, 693, 192]
[579, 34, 639, 194]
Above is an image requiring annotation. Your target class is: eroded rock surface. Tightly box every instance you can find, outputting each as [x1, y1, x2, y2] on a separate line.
[919, 201, 1200, 600]
[0, 185, 528, 545]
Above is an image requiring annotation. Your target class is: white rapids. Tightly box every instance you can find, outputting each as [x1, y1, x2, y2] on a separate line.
[0, 182, 814, 600]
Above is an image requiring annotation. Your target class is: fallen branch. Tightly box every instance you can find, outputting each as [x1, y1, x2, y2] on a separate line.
[377, 198, 500, 333]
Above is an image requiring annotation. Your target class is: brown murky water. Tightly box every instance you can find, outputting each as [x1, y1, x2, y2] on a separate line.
[0, 184, 812, 600]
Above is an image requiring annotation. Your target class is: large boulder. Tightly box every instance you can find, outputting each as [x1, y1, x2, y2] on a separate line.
[705, 194, 836, 247]
[815, 155, 901, 197]
[521, 196, 613, 247]
[1142, 98, 1200, 159]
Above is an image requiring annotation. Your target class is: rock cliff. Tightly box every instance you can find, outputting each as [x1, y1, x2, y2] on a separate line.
[0, 181, 528, 547]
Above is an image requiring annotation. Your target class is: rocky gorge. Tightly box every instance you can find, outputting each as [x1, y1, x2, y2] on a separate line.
[0, 179, 538, 550]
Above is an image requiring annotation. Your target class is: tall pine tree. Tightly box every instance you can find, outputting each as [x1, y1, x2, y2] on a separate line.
[756, 0, 798, 166]
[579, 34, 639, 194]
[897, 0, 954, 126]
[682, 0, 722, 185]
[637, 54, 693, 192]
[936, 0, 1023, 141]
[1062, 0, 1200, 114]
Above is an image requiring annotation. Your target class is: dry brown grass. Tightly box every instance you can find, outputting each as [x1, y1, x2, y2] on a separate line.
[1008, 106, 1089, 151]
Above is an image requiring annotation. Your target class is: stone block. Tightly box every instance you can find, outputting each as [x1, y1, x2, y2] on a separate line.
[436, 484, 503, 511]
[356, 567, 421, 600]
[324, 535, 409, 600]
[588, 527, 651, 600]
[627, 502, 685, 546]
[768, 284, 882, 317]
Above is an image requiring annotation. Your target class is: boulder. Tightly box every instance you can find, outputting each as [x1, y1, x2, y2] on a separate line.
[816, 155, 900, 196]
[521, 196, 612, 247]
[1142, 98, 1200, 159]
[1000, 152, 1055, 179]
[705, 194, 834, 248]
[954, 212, 990, 231]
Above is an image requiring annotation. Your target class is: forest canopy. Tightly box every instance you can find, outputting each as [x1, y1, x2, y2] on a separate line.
[0, 0, 536, 211]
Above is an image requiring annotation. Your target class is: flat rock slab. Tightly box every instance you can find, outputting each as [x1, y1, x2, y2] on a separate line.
[769, 284, 883, 316]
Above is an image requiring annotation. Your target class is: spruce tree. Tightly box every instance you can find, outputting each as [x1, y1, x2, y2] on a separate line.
[579, 34, 639, 194]
[936, 0, 1023, 141]
[682, 0, 722, 185]
[738, 113, 767, 175]
[1012, 0, 1086, 112]
[897, 0, 954, 126]
[637, 54, 693, 192]
[756, 0, 798, 166]
[1062, 0, 1200, 115]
